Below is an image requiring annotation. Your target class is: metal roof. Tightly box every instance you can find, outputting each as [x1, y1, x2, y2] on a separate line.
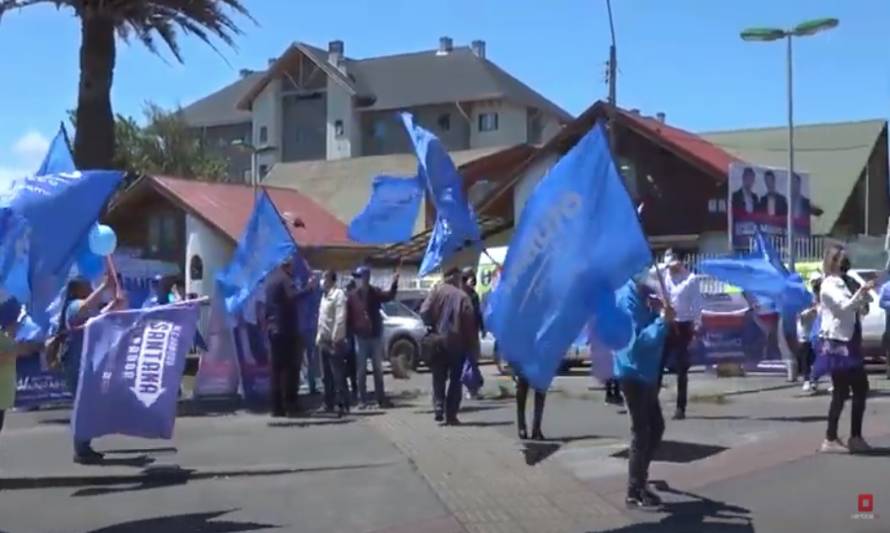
[182, 41, 572, 128]
[110, 176, 356, 248]
[701, 119, 888, 234]
[262, 146, 512, 234]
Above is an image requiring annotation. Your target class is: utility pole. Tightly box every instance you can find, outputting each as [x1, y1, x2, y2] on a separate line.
[605, 0, 618, 153]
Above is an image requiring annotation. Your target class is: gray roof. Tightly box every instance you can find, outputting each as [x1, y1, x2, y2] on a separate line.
[181, 41, 572, 128]
[701, 119, 887, 235]
[262, 146, 509, 234]
[179, 71, 262, 128]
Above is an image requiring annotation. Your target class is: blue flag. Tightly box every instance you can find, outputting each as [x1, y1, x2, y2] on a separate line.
[486, 123, 651, 390]
[0, 171, 123, 326]
[348, 175, 423, 244]
[36, 125, 76, 177]
[400, 113, 481, 275]
[216, 190, 297, 317]
[72, 302, 200, 441]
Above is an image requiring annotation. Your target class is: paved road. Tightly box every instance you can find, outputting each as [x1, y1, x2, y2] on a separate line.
[1, 366, 889, 532]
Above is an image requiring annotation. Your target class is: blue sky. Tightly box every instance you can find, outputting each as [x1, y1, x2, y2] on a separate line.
[0, 0, 886, 177]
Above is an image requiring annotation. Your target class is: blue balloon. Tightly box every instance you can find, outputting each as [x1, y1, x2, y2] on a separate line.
[88, 224, 117, 256]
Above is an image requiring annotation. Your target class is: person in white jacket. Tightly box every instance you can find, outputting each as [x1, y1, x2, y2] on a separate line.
[317, 270, 349, 416]
[816, 244, 874, 454]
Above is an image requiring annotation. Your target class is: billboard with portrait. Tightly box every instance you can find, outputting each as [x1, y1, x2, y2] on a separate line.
[727, 162, 812, 248]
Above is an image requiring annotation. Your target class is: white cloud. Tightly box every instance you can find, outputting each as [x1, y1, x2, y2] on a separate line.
[12, 131, 50, 163]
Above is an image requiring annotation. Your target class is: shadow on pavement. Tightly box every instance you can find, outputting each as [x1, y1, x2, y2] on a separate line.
[522, 442, 561, 466]
[103, 447, 178, 455]
[38, 417, 71, 426]
[415, 404, 506, 415]
[87, 509, 278, 532]
[94, 455, 156, 468]
[757, 415, 825, 423]
[452, 420, 513, 428]
[268, 418, 355, 428]
[612, 441, 728, 464]
[860, 447, 890, 457]
[596, 481, 754, 533]
[685, 415, 748, 421]
[1, 461, 393, 492]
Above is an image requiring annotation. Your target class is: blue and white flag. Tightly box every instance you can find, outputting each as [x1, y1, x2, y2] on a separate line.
[400, 113, 481, 275]
[216, 190, 297, 317]
[486, 123, 651, 390]
[36, 125, 76, 177]
[348, 175, 423, 244]
[0, 171, 123, 326]
[72, 301, 200, 441]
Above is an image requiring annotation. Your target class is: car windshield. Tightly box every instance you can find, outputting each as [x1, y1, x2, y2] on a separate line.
[382, 301, 419, 318]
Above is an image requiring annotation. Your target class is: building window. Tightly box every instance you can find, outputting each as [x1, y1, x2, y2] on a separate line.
[334, 119, 344, 137]
[189, 255, 204, 281]
[478, 112, 499, 132]
[372, 119, 386, 139]
[148, 212, 178, 257]
[437, 113, 451, 132]
[259, 126, 268, 144]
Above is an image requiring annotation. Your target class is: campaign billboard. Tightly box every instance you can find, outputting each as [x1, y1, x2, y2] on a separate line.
[727, 162, 813, 248]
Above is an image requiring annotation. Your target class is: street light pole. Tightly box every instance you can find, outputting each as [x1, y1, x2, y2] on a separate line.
[740, 17, 838, 270]
[786, 34, 795, 268]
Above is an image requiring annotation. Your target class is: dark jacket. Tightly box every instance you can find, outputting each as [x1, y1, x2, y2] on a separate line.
[265, 273, 311, 338]
[731, 188, 759, 215]
[347, 280, 397, 339]
[464, 286, 484, 335]
[756, 193, 789, 217]
[421, 282, 480, 359]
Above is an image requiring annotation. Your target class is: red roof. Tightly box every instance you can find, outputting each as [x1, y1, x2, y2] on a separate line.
[616, 108, 738, 178]
[151, 176, 353, 247]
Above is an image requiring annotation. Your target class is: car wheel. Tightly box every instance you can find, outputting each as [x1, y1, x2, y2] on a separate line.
[389, 337, 417, 379]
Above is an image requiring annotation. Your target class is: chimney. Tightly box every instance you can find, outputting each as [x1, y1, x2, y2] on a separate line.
[656, 112, 666, 123]
[437, 36, 453, 56]
[239, 68, 254, 78]
[630, 108, 641, 116]
[471, 40, 486, 59]
[328, 40, 344, 65]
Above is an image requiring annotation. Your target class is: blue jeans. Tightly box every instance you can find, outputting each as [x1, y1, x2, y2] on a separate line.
[355, 337, 385, 405]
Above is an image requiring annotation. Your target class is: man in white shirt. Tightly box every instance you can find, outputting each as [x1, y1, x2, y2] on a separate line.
[317, 270, 349, 416]
[656, 251, 703, 420]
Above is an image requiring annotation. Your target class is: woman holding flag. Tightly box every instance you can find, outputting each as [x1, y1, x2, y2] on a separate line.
[53, 266, 125, 464]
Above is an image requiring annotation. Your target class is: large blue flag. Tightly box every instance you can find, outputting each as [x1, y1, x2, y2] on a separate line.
[72, 301, 200, 441]
[36, 125, 76, 177]
[0, 171, 123, 326]
[216, 190, 297, 316]
[400, 113, 481, 275]
[348, 175, 423, 244]
[486, 123, 651, 390]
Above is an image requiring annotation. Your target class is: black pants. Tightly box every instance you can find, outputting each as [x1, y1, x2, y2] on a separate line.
[431, 349, 464, 420]
[827, 366, 868, 441]
[621, 378, 665, 493]
[606, 378, 623, 401]
[0, 409, 4, 435]
[345, 338, 358, 400]
[516, 376, 546, 434]
[269, 334, 301, 414]
[796, 341, 815, 381]
[659, 321, 694, 412]
[320, 341, 349, 411]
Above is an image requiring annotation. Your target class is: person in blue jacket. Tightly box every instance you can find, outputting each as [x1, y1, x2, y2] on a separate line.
[614, 276, 674, 509]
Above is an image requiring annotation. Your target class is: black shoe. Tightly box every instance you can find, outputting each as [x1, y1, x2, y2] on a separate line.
[643, 488, 663, 506]
[518, 427, 528, 440]
[379, 399, 394, 409]
[434, 411, 445, 423]
[73, 449, 104, 465]
[531, 429, 545, 441]
[625, 489, 660, 509]
[672, 409, 686, 420]
[445, 417, 461, 426]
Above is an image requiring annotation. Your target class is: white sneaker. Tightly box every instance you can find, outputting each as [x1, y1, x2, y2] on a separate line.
[820, 439, 847, 453]
[828, 385, 834, 393]
[848, 437, 872, 454]
[802, 381, 812, 393]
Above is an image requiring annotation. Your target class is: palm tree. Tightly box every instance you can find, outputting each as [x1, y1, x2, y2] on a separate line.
[0, 0, 250, 170]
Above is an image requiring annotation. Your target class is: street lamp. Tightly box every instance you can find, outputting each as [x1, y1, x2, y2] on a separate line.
[231, 139, 278, 195]
[740, 17, 838, 269]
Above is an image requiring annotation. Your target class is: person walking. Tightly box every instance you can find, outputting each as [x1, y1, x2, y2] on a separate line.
[317, 270, 349, 416]
[53, 271, 123, 463]
[265, 258, 303, 417]
[657, 250, 702, 420]
[615, 275, 673, 509]
[815, 244, 873, 454]
[461, 268, 485, 400]
[421, 268, 480, 425]
[347, 266, 398, 409]
[515, 372, 547, 440]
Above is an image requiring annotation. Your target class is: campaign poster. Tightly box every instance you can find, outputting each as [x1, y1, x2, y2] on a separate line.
[727, 163, 813, 249]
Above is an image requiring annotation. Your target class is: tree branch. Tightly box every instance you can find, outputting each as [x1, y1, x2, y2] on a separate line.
[0, 0, 63, 20]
